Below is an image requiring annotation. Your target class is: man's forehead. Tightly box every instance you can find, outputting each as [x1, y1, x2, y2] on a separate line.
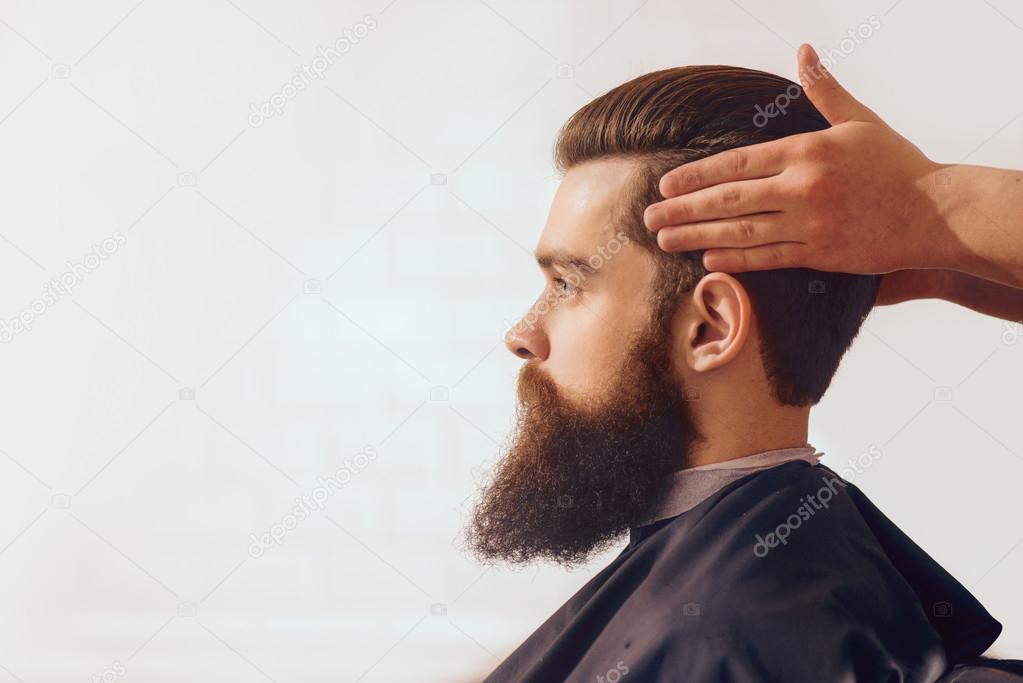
[536, 159, 637, 255]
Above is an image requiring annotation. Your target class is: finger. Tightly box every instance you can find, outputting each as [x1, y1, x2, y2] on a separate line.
[797, 43, 878, 125]
[655, 214, 785, 253]
[701, 243, 806, 272]
[657, 137, 793, 199]
[646, 178, 782, 229]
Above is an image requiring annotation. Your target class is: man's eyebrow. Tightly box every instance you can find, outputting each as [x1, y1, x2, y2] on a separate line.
[534, 250, 597, 274]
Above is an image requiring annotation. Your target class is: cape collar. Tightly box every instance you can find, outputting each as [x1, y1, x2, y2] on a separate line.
[633, 444, 823, 529]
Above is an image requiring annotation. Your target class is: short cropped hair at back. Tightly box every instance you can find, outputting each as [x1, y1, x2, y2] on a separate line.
[554, 65, 879, 406]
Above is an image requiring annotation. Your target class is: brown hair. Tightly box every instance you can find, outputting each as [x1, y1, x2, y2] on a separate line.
[554, 65, 879, 406]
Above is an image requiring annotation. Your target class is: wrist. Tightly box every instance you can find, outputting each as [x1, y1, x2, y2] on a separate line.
[921, 163, 981, 273]
[928, 268, 961, 303]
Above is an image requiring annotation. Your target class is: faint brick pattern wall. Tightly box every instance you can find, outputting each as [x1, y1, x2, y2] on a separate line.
[0, 0, 1021, 681]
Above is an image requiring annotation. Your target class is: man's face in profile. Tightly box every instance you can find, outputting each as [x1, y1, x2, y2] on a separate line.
[465, 159, 702, 567]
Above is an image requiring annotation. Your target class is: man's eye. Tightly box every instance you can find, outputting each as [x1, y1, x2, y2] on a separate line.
[552, 277, 579, 297]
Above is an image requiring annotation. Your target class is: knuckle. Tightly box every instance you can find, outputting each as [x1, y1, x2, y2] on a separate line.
[796, 171, 826, 200]
[802, 136, 830, 162]
[729, 150, 748, 176]
[721, 185, 742, 206]
[734, 218, 756, 243]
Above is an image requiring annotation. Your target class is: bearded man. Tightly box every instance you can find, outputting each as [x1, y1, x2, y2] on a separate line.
[464, 65, 1016, 683]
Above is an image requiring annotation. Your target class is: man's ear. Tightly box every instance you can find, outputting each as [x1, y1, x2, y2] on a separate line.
[678, 272, 753, 373]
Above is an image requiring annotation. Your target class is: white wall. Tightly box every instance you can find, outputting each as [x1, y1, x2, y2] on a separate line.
[0, 0, 1020, 680]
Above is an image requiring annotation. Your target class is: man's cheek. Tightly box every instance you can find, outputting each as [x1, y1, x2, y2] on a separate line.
[542, 356, 592, 402]
[546, 325, 618, 398]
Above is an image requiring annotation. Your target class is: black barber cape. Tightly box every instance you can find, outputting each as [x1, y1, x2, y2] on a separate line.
[482, 461, 1001, 683]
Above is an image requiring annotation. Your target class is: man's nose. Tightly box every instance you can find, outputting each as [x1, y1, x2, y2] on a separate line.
[504, 320, 550, 361]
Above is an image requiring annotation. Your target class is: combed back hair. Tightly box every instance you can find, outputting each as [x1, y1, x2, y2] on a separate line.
[554, 65, 879, 406]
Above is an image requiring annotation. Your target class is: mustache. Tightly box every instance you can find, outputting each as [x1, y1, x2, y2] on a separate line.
[517, 362, 561, 407]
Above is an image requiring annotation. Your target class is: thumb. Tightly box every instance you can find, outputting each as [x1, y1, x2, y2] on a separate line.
[797, 43, 877, 125]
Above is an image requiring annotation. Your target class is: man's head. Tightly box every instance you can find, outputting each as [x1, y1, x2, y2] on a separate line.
[466, 65, 879, 566]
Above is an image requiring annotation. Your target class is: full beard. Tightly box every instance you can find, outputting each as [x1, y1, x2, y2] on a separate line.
[465, 317, 702, 567]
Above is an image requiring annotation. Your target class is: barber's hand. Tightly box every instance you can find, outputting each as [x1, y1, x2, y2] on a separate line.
[645, 43, 948, 275]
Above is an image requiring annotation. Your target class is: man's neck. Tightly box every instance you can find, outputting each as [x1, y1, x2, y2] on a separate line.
[685, 404, 811, 469]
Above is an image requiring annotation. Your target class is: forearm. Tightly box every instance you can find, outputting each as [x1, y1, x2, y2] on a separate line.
[939, 269, 1023, 323]
[875, 269, 1023, 323]
[928, 164, 1023, 288]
